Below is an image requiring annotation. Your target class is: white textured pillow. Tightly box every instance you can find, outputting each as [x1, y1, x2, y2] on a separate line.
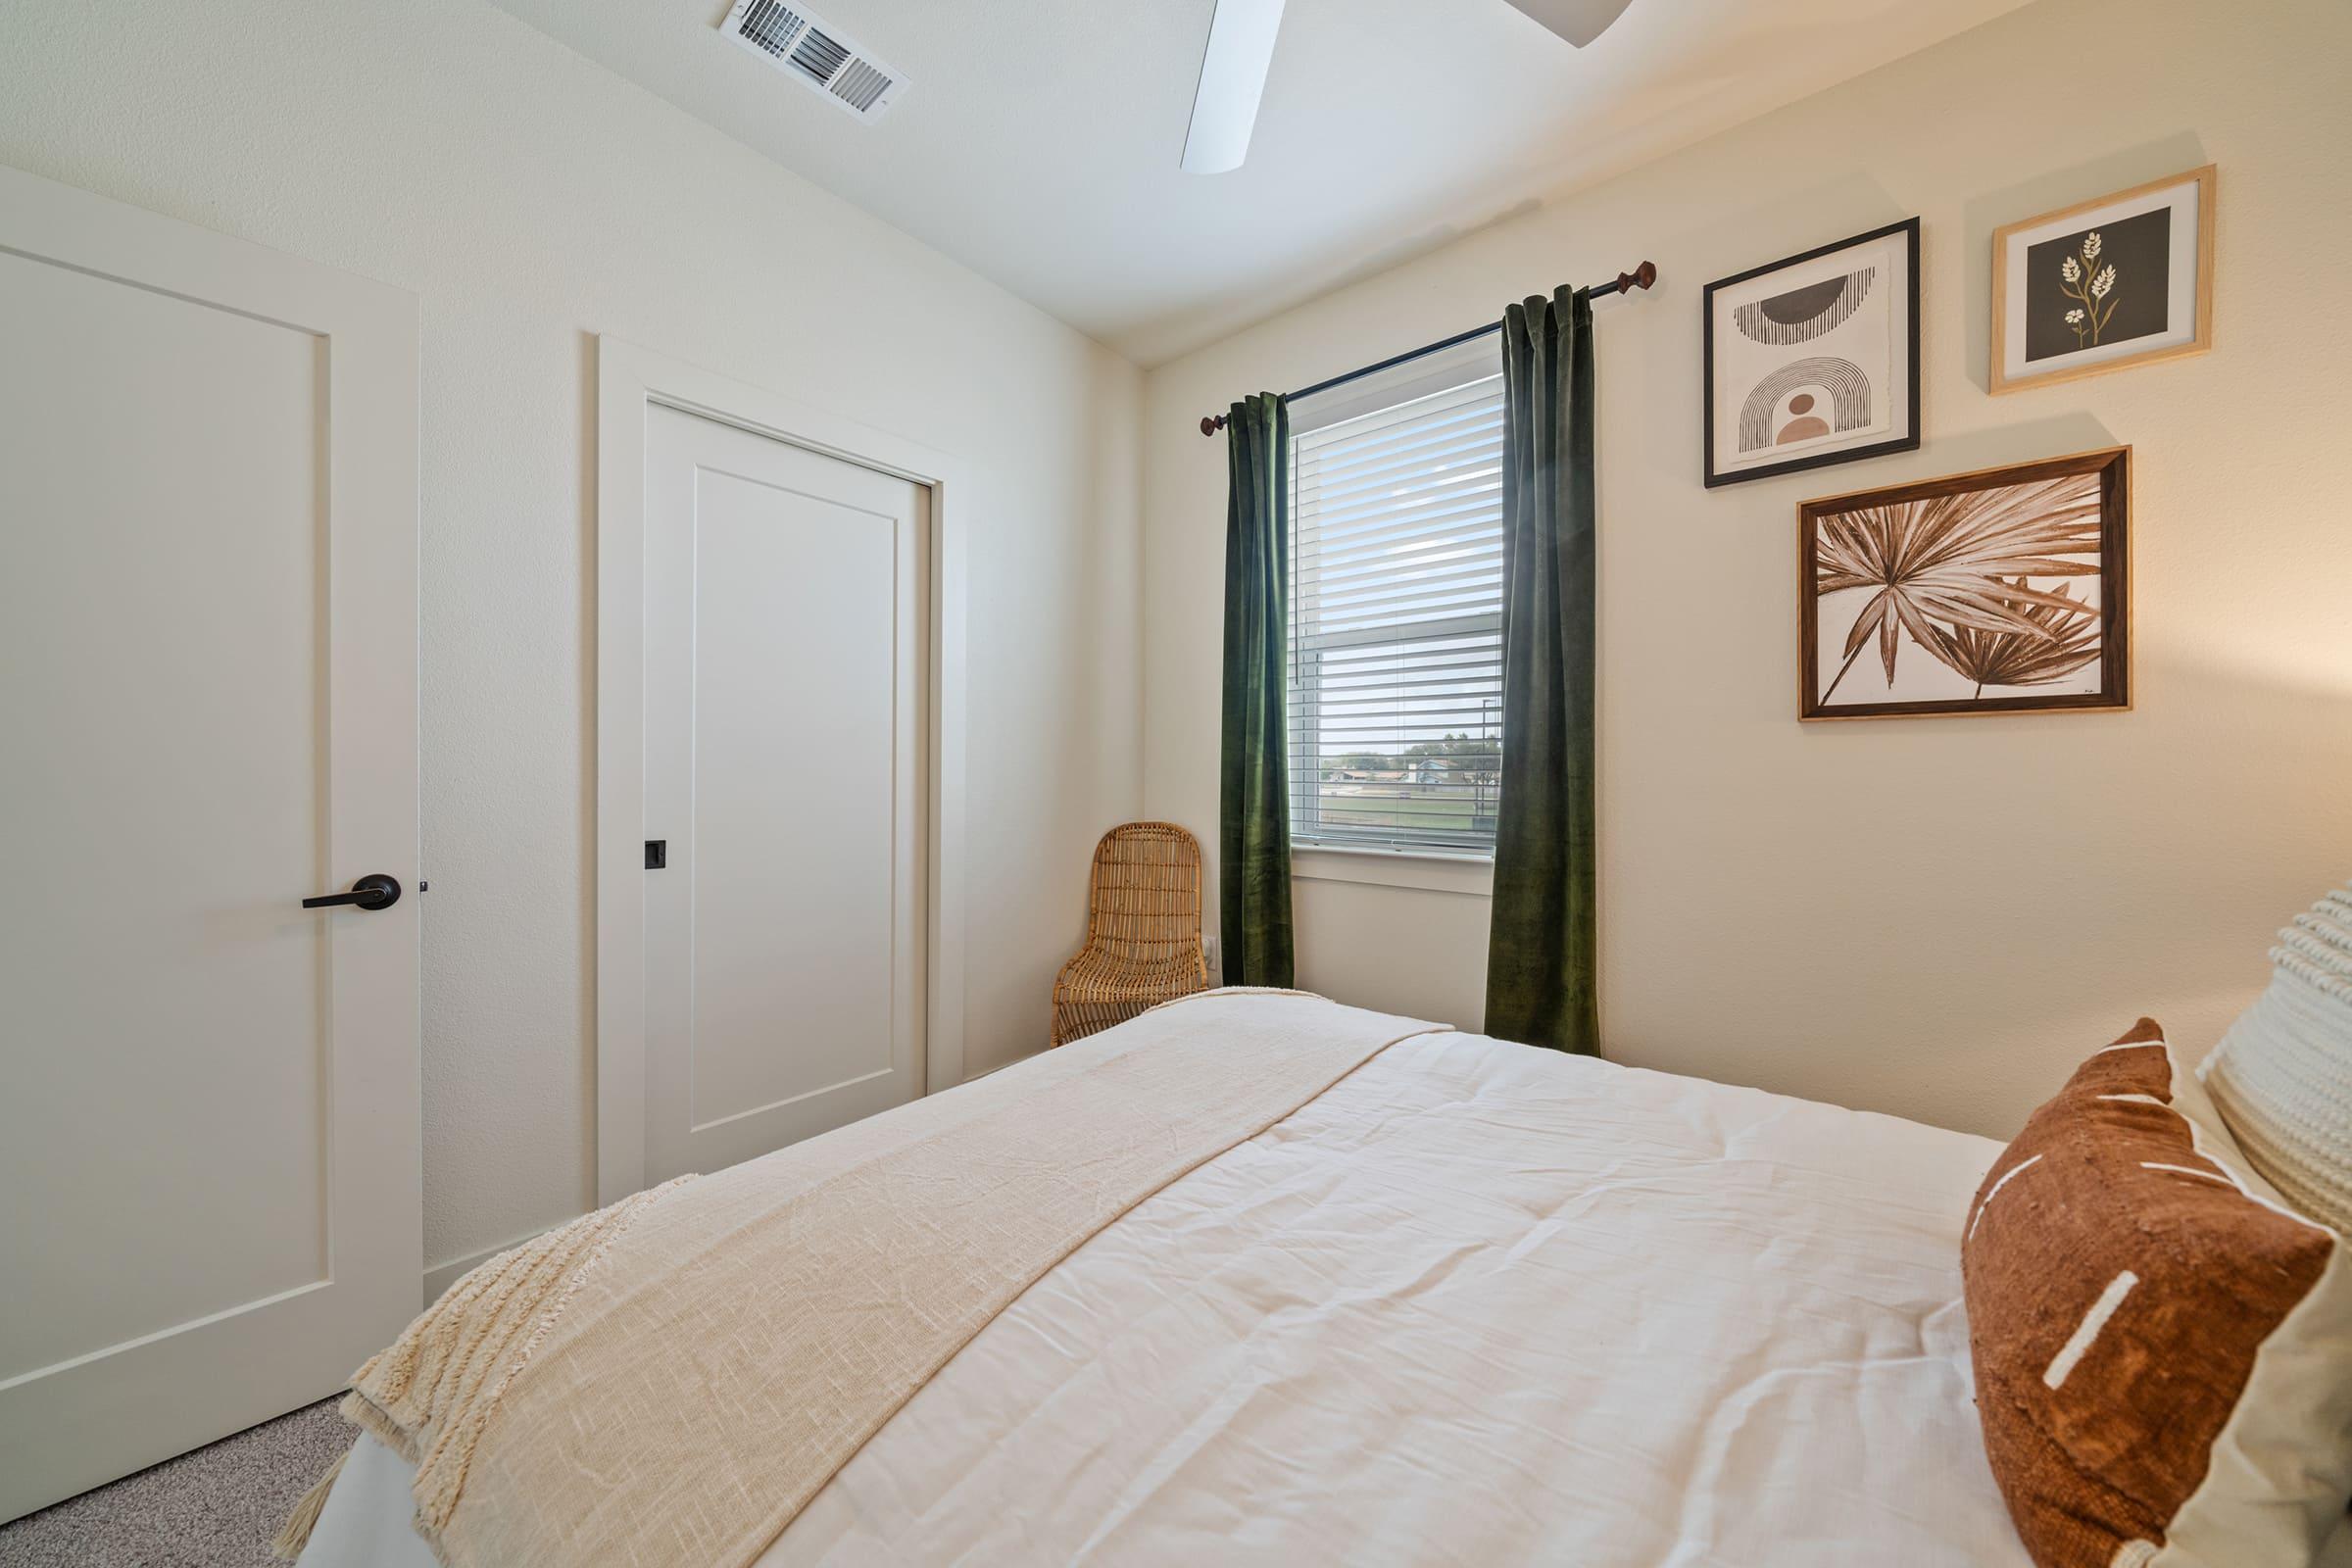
[2202, 883, 2352, 1234]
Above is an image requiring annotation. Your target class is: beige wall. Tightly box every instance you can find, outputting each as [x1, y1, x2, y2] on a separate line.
[1143, 0, 2352, 1140]
[5, 0, 2343, 1280]
[1, 0, 1143, 1283]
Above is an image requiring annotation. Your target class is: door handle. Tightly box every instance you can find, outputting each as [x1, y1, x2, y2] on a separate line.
[302, 874, 402, 911]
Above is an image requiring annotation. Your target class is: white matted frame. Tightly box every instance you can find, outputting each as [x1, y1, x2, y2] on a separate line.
[1991, 165, 2216, 396]
[595, 337, 969, 1204]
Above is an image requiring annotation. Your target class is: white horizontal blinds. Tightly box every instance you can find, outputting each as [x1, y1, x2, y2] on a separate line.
[1289, 335, 1506, 856]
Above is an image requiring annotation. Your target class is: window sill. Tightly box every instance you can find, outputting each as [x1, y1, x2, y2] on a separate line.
[1291, 845, 1494, 898]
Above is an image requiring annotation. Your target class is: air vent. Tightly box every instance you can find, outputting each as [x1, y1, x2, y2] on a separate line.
[721, 0, 906, 123]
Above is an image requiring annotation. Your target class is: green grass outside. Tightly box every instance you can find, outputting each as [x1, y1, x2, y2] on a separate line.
[1311, 788, 1486, 832]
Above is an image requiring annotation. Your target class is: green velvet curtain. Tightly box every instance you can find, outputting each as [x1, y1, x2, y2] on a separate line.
[1218, 393, 1296, 989]
[1485, 288, 1598, 1054]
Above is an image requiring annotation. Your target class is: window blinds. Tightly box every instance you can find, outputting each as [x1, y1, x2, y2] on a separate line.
[1288, 338, 1505, 857]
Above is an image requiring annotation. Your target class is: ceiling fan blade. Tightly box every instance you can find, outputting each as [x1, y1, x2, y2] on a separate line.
[1181, 0, 1287, 174]
[1500, 0, 1635, 48]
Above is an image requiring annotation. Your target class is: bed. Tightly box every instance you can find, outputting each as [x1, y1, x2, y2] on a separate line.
[289, 1001, 2352, 1560]
[298, 989, 2103, 1566]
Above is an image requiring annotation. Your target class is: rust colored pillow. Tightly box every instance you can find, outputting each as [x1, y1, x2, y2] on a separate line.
[1962, 1019, 2352, 1568]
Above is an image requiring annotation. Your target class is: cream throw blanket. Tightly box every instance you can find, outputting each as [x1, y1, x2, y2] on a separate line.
[284, 990, 1446, 1567]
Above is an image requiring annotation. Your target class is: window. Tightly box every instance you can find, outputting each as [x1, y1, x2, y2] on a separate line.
[1288, 335, 1505, 858]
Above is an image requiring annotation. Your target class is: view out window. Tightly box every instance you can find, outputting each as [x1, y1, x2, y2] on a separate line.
[1288, 336, 1505, 858]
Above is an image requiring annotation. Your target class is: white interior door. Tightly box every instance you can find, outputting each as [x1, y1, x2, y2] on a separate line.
[0, 166, 419, 1521]
[638, 405, 925, 1185]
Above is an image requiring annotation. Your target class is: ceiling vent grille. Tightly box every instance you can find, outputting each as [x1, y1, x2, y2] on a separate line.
[721, 0, 906, 123]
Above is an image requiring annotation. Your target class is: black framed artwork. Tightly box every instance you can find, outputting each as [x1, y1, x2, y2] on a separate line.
[1702, 218, 1921, 488]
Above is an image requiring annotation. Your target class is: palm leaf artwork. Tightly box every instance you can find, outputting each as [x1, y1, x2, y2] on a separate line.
[1814, 473, 2102, 703]
[1938, 579, 2104, 697]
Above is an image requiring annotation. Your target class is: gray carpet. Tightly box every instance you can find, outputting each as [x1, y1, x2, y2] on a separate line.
[0, 1398, 356, 1568]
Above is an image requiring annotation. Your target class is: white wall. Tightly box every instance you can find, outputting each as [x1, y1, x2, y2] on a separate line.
[0, 0, 1142, 1279]
[1143, 0, 2352, 1140]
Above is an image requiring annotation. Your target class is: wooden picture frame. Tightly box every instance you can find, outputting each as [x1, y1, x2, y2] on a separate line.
[1991, 166, 2215, 395]
[1798, 447, 2132, 721]
[1703, 217, 1921, 488]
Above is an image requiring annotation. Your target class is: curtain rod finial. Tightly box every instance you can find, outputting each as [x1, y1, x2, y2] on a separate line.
[1200, 413, 1227, 437]
[1603, 261, 1656, 295]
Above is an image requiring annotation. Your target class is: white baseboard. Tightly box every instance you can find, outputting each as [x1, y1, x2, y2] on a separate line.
[421, 1229, 549, 1307]
[962, 1044, 1047, 1085]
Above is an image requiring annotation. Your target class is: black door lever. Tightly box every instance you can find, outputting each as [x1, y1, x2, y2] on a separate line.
[302, 874, 402, 911]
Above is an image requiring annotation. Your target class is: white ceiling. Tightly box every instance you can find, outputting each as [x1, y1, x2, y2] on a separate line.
[489, 0, 2030, 366]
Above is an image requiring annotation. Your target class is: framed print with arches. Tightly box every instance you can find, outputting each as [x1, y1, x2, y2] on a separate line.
[1704, 218, 1921, 487]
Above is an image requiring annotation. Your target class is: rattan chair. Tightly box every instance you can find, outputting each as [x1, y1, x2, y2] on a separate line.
[1050, 821, 1210, 1047]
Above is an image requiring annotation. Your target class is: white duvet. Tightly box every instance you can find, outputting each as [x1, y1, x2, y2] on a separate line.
[310, 1029, 2037, 1565]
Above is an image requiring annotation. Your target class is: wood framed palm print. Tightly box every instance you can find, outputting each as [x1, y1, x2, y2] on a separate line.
[1799, 447, 2131, 720]
[1992, 166, 2215, 394]
[1703, 218, 1920, 487]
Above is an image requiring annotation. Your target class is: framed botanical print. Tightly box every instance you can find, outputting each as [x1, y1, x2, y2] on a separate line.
[1991, 166, 2215, 394]
[1703, 217, 1920, 488]
[1799, 446, 2131, 721]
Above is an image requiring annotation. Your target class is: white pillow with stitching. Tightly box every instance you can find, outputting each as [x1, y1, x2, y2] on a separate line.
[2201, 882, 2352, 1235]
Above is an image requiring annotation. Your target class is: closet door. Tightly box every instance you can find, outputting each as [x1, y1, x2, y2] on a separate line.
[635, 405, 926, 1187]
[0, 166, 420, 1520]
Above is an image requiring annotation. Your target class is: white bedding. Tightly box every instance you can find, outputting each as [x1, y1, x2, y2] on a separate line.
[309, 1029, 2037, 1565]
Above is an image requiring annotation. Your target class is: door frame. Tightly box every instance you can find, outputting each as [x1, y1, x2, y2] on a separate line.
[594, 336, 968, 1204]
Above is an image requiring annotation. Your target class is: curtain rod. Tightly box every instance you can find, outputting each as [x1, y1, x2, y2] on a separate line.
[1198, 261, 1655, 436]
